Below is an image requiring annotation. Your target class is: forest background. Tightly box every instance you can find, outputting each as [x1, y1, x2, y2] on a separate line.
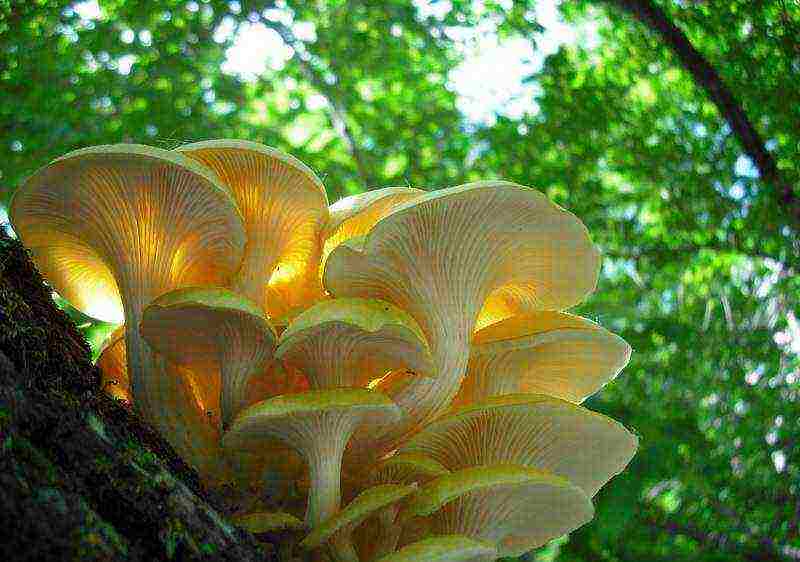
[1, 1, 798, 560]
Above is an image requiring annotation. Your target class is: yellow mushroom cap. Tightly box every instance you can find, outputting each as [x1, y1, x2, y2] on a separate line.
[230, 511, 307, 534]
[375, 535, 498, 562]
[323, 181, 600, 453]
[302, 483, 417, 550]
[369, 452, 450, 486]
[322, 187, 426, 273]
[276, 297, 434, 389]
[140, 286, 277, 426]
[175, 139, 329, 319]
[10, 143, 246, 428]
[455, 311, 631, 404]
[401, 464, 593, 557]
[401, 393, 637, 497]
[224, 388, 402, 527]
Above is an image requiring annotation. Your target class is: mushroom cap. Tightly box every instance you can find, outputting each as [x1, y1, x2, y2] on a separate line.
[374, 535, 498, 562]
[301, 483, 417, 550]
[140, 286, 277, 425]
[140, 286, 276, 373]
[276, 297, 434, 389]
[230, 511, 307, 534]
[175, 139, 329, 319]
[473, 284, 540, 333]
[322, 181, 601, 450]
[456, 311, 631, 404]
[401, 394, 638, 497]
[96, 325, 129, 401]
[223, 388, 402, 452]
[322, 187, 426, 272]
[243, 359, 310, 407]
[324, 181, 601, 324]
[369, 452, 450, 486]
[401, 464, 594, 557]
[10, 144, 246, 320]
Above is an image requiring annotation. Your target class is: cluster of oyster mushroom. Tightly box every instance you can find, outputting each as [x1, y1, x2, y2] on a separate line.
[10, 140, 637, 562]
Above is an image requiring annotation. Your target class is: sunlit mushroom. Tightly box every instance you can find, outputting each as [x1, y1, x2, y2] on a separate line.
[453, 311, 631, 405]
[223, 389, 402, 528]
[324, 181, 600, 453]
[9, 144, 246, 433]
[399, 464, 593, 559]
[140, 286, 277, 428]
[374, 535, 498, 562]
[322, 187, 425, 274]
[301, 483, 417, 562]
[275, 297, 433, 389]
[400, 393, 637, 497]
[175, 139, 329, 321]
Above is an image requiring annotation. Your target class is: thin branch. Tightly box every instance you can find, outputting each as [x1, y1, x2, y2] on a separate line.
[599, 0, 798, 224]
[260, 19, 374, 187]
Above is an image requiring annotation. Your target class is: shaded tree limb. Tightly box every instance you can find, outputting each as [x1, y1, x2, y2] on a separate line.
[261, 19, 375, 188]
[599, 0, 798, 224]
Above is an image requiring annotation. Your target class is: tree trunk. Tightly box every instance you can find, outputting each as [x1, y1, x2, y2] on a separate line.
[0, 232, 276, 561]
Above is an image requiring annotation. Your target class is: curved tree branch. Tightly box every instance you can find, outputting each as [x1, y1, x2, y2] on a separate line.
[600, 0, 798, 224]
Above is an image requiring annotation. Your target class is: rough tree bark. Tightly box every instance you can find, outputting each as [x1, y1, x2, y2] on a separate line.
[0, 232, 277, 561]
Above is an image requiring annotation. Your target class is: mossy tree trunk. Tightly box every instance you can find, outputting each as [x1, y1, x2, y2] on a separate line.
[0, 232, 277, 561]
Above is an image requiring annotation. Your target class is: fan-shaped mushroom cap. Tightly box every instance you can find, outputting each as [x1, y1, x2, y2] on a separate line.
[10, 144, 246, 430]
[324, 181, 600, 453]
[370, 452, 450, 486]
[455, 311, 631, 405]
[276, 297, 433, 389]
[302, 483, 417, 561]
[375, 535, 498, 562]
[231, 511, 307, 534]
[224, 389, 402, 527]
[401, 464, 593, 557]
[401, 394, 637, 497]
[140, 287, 277, 427]
[322, 187, 425, 272]
[175, 139, 329, 319]
[96, 325, 129, 401]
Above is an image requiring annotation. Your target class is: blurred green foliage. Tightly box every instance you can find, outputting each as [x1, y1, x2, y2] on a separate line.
[1, 1, 798, 560]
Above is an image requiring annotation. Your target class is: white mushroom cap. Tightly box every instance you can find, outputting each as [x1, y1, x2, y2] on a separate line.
[223, 388, 402, 527]
[400, 464, 593, 557]
[374, 535, 498, 562]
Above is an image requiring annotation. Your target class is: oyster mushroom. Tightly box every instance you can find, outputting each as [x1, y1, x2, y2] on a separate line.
[401, 393, 637, 497]
[324, 181, 600, 454]
[375, 535, 498, 562]
[322, 187, 426, 274]
[10, 144, 245, 441]
[175, 139, 329, 321]
[223, 389, 402, 527]
[454, 311, 631, 405]
[301, 483, 417, 562]
[275, 297, 434, 389]
[399, 464, 593, 559]
[140, 286, 277, 428]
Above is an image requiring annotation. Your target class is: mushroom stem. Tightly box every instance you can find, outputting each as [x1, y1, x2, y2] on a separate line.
[218, 320, 271, 427]
[329, 535, 359, 562]
[306, 431, 348, 527]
